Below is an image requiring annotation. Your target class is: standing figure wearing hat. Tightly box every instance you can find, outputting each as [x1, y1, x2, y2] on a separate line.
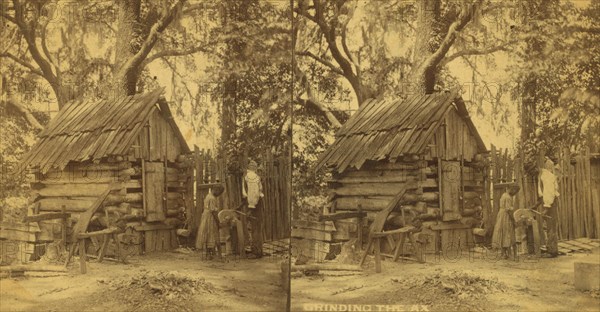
[196, 185, 225, 259]
[492, 183, 520, 259]
[538, 158, 560, 258]
[243, 160, 264, 258]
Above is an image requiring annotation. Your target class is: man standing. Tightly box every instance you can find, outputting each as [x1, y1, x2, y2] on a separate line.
[538, 158, 560, 258]
[242, 160, 264, 258]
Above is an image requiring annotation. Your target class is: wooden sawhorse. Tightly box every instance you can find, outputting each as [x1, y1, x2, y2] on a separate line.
[64, 227, 126, 274]
[360, 225, 424, 273]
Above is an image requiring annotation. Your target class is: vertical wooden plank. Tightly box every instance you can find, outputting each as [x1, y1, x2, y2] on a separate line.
[374, 238, 381, 273]
[142, 159, 147, 217]
[79, 239, 87, 274]
[441, 161, 461, 221]
[145, 162, 166, 222]
[145, 230, 155, 253]
[171, 229, 178, 249]
[193, 146, 203, 235]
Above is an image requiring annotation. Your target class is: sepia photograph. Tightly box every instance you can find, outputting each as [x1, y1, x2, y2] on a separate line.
[1, 0, 599, 311]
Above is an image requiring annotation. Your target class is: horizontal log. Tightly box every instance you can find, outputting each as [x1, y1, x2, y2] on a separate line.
[403, 192, 439, 202]
[330, 173, 419, 184]
[167, 192, 183, 200]
[36, 177, 124, 184]
[334, 169, 422, 180]
[334, 192, 439, 211]
[43, 162, 132, 173]
[104, 206, 130, 214]
[462, 192, 481, 200]
[144, 167, 179, 174]
[319, 211, 367, 222]
[32, 182, 140, 197]
[119, 214, 144, 222]
[166, 200, 184, 210]
[166, 208, 184, 217]
[37, 198, 96, 212]
[401, 204, 427, 214]
[331, 182, 418, 197]
[356, 161, 421, 171]
[334, 196, 393, 211]
[167, 181, 189, 188]
[23, 212, 70, 223]
[290, 264, 362, 272]
[418, 179, 438, 188]
[77, 227, 120, 238]
[106, 193, 142, 204]
[166, 173, 182, 183]
[461, 208, 476, 217]
[120, 167, 141, 176]
[417, 213, 439, 221]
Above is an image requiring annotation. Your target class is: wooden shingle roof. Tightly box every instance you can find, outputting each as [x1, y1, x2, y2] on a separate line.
[316, 90, 486, 172]
[21, 88, 189, 173]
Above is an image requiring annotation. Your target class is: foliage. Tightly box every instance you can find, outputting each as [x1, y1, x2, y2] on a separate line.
[510, 0, 600, 168]
[207, 0, 293, 161]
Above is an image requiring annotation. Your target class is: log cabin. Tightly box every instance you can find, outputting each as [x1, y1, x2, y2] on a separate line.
[315, 89, 490, 254]
[20, 88, 192, 255]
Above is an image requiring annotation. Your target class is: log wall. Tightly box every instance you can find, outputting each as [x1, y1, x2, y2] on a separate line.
[30, 155, 191, 254]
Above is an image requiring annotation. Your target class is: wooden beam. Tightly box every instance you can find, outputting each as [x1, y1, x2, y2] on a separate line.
[76, 227, 119, 239]
[290, 264, 362, 272]
[319, 211, 367, 222]
[23, 212, 70, 223]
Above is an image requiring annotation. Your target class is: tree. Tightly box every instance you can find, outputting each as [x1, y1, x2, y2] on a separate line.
[1, 0, 213, 122]
[212, 0, 293, 159]
[511, 0, 600, 168]
[294, 0, 518, 113]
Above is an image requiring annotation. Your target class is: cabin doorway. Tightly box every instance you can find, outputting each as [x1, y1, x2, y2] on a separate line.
[441, 160, 462, 221]
[144, 162, 166, 222]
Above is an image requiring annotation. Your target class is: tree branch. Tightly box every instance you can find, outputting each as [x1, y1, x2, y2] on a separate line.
[116, 0, 186, 76]
[159, 57, 195, 101]
[413, 1, 482, 76]
[12, 0, 57, 82]
[440, 39, 518, 67]
[295, 50, 344, 75]
[295, 65, 342, 128]
[141, 44, 210, 68]
[1, 97, 44, 131]
[40, 20, 58, 71]
[0, 52, 44, 77]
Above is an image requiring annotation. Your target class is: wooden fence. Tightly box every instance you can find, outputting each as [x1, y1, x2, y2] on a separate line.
[188, 148, 290, 243]
[488, 145, 599, 240]
[556, 147, 599, 239]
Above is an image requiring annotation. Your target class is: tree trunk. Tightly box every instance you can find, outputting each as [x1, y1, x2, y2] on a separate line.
[220, 0, 255, 153]
[520, 74, 537, 145]
[113, 0, 143, 97]
[410, 0, 440, 94]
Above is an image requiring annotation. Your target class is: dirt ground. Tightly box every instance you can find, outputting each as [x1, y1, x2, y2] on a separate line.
[291, 248, 600, 312]
[0, 251, 288, 312]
